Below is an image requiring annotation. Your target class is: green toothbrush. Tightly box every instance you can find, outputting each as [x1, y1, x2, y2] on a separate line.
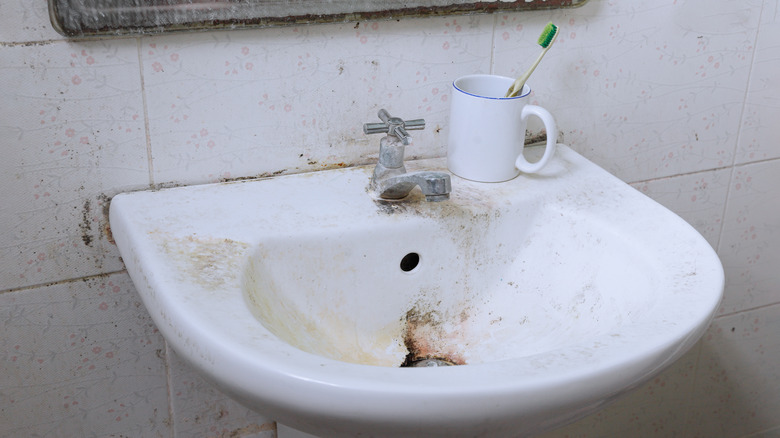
[505, 22, 559, 98]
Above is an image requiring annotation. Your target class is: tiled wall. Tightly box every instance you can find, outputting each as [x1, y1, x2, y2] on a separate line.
[1, 0, 778, 436]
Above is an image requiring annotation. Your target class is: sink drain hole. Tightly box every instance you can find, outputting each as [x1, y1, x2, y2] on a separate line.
[401, 357, 457, 368]
[400, 252, 420, 272]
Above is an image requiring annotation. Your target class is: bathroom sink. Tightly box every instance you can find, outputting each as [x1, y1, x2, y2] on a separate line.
[109, 144, 723, 438]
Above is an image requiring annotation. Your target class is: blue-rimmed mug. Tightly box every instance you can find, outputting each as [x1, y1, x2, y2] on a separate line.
[447, 74, 557, 182]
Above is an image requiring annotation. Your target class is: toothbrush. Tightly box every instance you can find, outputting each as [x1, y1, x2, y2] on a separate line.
[505, 22, 559, 98]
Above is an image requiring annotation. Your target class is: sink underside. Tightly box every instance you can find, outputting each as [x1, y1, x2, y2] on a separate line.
[110, 145, 723, 437]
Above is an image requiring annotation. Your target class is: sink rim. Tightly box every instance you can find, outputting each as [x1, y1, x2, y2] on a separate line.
[109, 144, 724, 435]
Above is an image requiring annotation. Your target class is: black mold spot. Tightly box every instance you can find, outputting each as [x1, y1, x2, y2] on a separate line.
[80, 199, 93, 246]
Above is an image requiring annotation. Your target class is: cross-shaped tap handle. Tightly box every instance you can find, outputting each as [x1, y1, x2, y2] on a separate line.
[363, 109, 425, 145]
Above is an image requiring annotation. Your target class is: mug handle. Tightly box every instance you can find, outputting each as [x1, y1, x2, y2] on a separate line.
[515, 105, 557, 174]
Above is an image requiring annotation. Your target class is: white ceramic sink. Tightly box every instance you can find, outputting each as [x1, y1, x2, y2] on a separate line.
[109, 145, 723, 438]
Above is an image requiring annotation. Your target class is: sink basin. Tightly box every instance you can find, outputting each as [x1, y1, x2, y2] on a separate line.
[109, 144, 723, 438]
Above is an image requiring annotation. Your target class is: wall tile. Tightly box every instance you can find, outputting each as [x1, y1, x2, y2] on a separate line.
[0, 272, 170, 437]
[540, 342, 702, 438]
[0, 0, 63, 43]
[683, 306, 780, 437]
[718, 159, 780, 315]
[141, 16, 494, 186]
[737, 1, 780, 164]
[493, 0, 761, 183]
[168, 348, 275, 438]
[631, 168, 730, 250]
[0, 39, 149, 290]
[743, 425, 780, 438]
[0, 0, 779, 436]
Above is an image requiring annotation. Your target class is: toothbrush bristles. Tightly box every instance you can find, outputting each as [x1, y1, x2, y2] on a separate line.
[538, 22, 558, 49]
[504, 22, 559, 98]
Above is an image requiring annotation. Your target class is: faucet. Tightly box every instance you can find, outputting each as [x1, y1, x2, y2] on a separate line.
[363, 109, 451, 202]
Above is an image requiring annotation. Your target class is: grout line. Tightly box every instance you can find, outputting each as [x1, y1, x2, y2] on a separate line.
[0, 40, 61, 47]
[731, 154, 780, 168]
[489, 13, 498, 74]
[164, 341, 176, 438]
[136, 37, 156, 188]
[678, 340, 705, 437]
[732, 0, 766, 170]
[715, 2, 771, 254]
[0, 37, 115, 47]
[714, 164, 737, 256]
[628, 164, 735, 186]
[715, 300, 780, 319]
[628, 155, 780, 186]
[740, 424, 780, 438]
[0, 270, 129, 295]
[712, 1, 769, 257]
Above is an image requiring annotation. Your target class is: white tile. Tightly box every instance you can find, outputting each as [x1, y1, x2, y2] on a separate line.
[737, 1, 780, 164]
[743, 425, 780, 438]
[540, 342, 701, 438]
[0, 1, 63, 43]
[631, 168, 730, 250]
[141, 16, 494, 186]
[0, 272, 170, 436]
[718, 159, 780, 315]
[493, 0, 761, 182]
[167, 348, 275, 437]
[0, 39, 149, 290]
[684, 306, 780, 437]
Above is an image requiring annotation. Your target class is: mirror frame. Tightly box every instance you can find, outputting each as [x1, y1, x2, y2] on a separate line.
[49, 0, 588, 37]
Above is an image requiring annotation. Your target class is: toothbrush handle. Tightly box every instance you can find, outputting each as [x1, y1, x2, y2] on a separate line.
[506, 46, 549, 98]
[524, 47, 549, 83]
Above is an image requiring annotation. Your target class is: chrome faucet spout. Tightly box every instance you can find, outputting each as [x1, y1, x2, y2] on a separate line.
[363, 109, 452, 202]
[373, 171, 452, 202]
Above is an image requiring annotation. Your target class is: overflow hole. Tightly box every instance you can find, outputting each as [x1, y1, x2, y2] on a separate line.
[400, 252, 420, 272]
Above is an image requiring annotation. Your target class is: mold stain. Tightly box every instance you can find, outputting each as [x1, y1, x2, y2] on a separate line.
[80, 193, 115, 248]
[80, 199, 93, 246]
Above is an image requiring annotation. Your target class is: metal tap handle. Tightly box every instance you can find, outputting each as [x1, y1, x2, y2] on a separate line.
[363, 109, 425, 145]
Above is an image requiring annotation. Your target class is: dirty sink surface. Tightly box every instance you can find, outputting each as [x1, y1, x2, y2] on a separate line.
[109, 144, 723, 438]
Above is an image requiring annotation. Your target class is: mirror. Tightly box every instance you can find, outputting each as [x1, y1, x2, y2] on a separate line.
[49, 0, 587, 37]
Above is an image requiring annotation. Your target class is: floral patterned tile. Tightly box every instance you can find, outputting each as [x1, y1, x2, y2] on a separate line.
[0, 272, 170, 437]
[167, 347, 276, 438]
[737, 1, 780, 164]
[493, 0, 761, 183]
[140, 15, 494, 186]
[539, 342, 702, 438]
[742, 425, 780, 438]
[683, 306, 780, 437]
[0, 0, 63, 43]
[0, 39, 149, 290]
[631, 168, 731, 250]
[718, 159, 780, 315]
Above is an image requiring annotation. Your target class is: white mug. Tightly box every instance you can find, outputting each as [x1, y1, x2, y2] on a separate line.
[447, 74, 557, 182]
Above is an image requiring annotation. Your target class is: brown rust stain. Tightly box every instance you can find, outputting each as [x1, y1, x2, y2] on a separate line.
[243, 250, 408, 367]
[401, 302, 468, 367]
[98, 193, 115, 245]
[226, 422, 276, 437]
[157, 233, 250, 290]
